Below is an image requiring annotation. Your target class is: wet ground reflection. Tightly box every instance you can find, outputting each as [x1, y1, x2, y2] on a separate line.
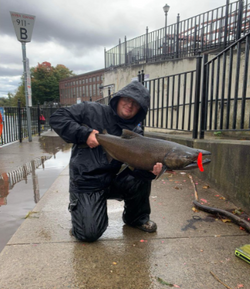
[0, 136, 72, 253]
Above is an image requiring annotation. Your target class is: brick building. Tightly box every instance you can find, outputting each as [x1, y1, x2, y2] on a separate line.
[59, 68, 105, 105]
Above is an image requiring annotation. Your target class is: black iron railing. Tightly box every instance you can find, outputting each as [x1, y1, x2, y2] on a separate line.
[105, 0, 250, 68]
[140, 31, 250, 138]
[0, 103, 58, 146]
[199, 32, 250, 138]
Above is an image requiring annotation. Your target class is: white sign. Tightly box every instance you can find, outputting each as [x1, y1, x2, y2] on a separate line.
[10, 11, 35, 42]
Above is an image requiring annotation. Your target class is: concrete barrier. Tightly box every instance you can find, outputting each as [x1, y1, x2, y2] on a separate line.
[145, 131, 250, 214]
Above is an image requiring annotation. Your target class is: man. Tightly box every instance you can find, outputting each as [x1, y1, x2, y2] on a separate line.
[49, 81, 162, 242]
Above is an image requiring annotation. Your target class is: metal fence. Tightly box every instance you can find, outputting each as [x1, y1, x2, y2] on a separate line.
[0, 103, 58, 146]
[143, 31, 250, 138]
[105, 0, 250, 68]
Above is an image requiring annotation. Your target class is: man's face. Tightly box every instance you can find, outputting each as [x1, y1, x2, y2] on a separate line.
[117, 97, 141, 119]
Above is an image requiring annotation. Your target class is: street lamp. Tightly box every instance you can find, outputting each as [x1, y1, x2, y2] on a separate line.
[163, 4, 170, 27]
[163, 4, 170, 55]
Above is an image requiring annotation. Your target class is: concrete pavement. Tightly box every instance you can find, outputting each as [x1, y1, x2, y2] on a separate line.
[0, 131, 250, 289]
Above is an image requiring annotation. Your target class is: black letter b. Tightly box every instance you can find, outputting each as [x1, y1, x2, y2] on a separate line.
[20, 28, 28, 40]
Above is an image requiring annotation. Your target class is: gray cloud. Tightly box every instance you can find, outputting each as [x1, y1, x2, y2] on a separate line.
[0, 0, 227, 98]
[0, 67, 22, 77]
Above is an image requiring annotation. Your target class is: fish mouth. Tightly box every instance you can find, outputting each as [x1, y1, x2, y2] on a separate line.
[182, 158, 211, 170]
[181, 149, 211, 170]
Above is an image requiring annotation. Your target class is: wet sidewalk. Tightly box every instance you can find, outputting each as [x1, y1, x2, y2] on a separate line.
[0, 132, 250, 289]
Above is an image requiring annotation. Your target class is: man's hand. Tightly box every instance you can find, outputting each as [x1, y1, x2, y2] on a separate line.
[86, 130, 99, 148]
[151, 162, 163, 176]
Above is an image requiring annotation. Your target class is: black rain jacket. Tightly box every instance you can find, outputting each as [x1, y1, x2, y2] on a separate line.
[49, 81, 154, 193]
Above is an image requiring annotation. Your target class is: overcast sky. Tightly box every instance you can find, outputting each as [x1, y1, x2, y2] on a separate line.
[0, 0, 227, 98]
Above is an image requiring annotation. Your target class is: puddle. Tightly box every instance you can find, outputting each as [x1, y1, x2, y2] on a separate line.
[0, 137, 72, 253]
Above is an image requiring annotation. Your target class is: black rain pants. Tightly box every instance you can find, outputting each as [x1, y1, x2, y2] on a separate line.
[68, 170, 151, 242]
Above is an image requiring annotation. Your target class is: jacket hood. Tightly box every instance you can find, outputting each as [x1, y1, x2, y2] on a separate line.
[109, 81, 150, 123]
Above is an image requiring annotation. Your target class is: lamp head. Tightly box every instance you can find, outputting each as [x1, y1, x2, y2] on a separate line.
[163, 4, 170, 13]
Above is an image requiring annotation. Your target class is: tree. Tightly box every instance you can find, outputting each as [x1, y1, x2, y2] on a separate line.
[0, 93, 15, 106]
[11, 62, 74, 106]
[30, 63, 74, 105]
[12, 84, 25, 106]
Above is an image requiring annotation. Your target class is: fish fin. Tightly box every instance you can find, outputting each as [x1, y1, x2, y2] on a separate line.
[155, 165, 168, 180]
[117, 164, 128, 175]
[117, 164, 135, 175]
[121, 129, 142, 139]
[116, 164, 135, 175]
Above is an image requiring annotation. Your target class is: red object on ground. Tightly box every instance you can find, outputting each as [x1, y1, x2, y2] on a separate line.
[197, 152, 204, 172]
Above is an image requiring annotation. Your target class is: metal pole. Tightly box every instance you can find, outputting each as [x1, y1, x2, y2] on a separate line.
[165, 12, 168, 56]
[163, 4, 170, 56]
[119, 38, 121, 65]
[176, 14, 180, 59]
[124, 36, 127, 64]
[236, 0, 243, 40]
[50, 104, 53, 131]
[146, 26, 148, 62]
[138, 71, 141, 83]
[38, 103, 41, 136]
[199, 54, 208, 139]
[18, 99, 22, 143]
[21, 42, 32, 142]
[108, 87, 111, 102]
[224, 0, 229, 48]
[193, 56, 202, 139]
[141, 69, 145, 85]
[104, 47, 106, 69]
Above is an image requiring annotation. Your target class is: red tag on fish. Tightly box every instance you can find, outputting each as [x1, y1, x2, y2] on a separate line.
[197, 152, 204, 172]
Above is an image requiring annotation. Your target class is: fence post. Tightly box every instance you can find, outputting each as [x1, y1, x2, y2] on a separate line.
[38, 103, 41, 136]
[124, 36, 127, 65]
[18, 99, 22, 143]
[194, 25, 197, 55]
[141, 70, 145, 85]
[199, 54, 208, 139]
[224, 0, 229, 48]
[236, 0, 243, 40]
[104, 47, 106, 69]
[193, 56, 202, 139]
[138, 71, 141, 82]
[108, 87, 111, 102]
[146, 26, 149, 63]
[176, 14, 180, 58]
[119, 38, 121, 65]
[50, 104, 53, 131]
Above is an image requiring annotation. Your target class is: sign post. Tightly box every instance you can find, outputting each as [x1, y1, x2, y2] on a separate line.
[10, 11, 36, 142]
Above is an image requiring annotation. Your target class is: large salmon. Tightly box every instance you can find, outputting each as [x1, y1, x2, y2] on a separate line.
[96, 129, 211, 177]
